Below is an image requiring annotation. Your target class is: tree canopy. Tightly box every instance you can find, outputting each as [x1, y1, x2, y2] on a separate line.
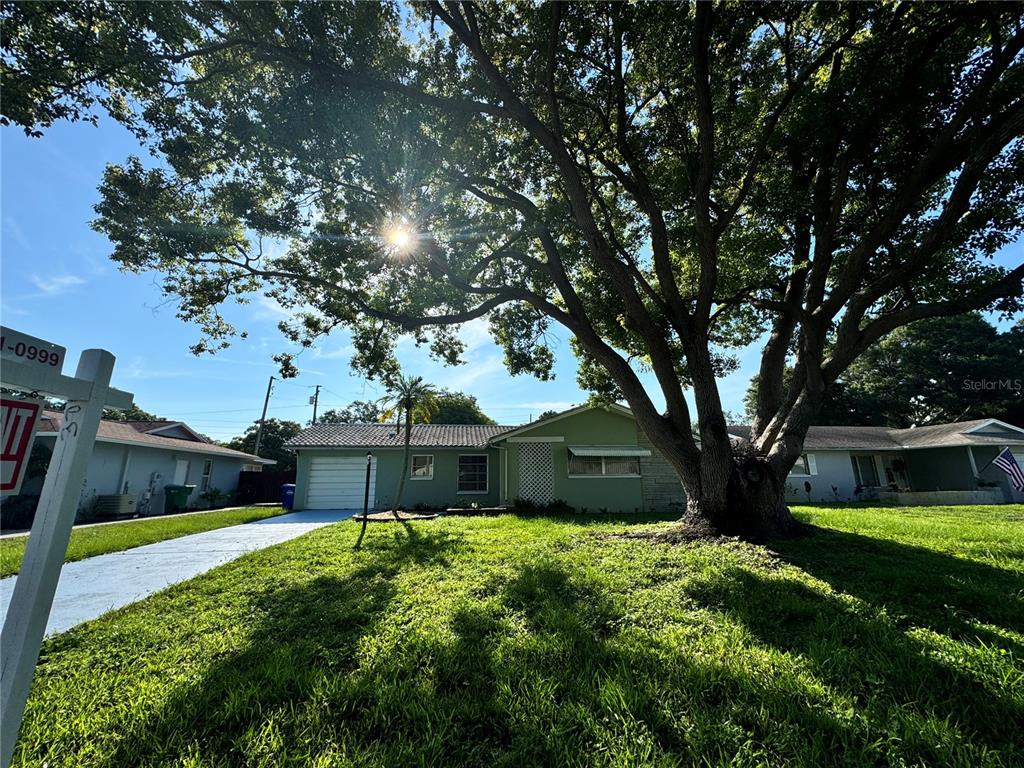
[318, 390, 495, 424]
[745, 315, 1024, 428]
[431, 391, 496, 425]
[103, 403, 163, 422]
[319, 400, 384, 425]
[227, 418, 302, 471]
[4, 1, 1022, 534]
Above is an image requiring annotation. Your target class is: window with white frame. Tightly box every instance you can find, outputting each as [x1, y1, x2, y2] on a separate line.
[457, 455, 488, 492]
[788, 453, 816, 476]
[410, 454, 434, 479]
[568, 453, 641, 477]
[200, 459, 213, 491]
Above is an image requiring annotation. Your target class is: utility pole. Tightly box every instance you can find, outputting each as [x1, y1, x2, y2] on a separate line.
[310, 384, 321, 424]
[254, 375, 274, 456]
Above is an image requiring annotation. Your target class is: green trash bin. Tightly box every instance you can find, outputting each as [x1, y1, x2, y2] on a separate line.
[164, 484, 196, 514]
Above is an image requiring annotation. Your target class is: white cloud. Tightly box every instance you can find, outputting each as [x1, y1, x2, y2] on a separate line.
[30, 273, 86, 295]
[434, 354, 505, 389]
[251, 295, 293, 321]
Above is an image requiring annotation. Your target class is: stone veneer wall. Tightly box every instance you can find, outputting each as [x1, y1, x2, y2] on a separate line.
[638, 430, 687, 513]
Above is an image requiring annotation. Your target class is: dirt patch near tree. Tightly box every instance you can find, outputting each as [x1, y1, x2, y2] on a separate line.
[352, 511, 440, 522]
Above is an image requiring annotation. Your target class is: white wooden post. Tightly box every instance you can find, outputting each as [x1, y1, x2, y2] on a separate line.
[0, 350, 114, 768]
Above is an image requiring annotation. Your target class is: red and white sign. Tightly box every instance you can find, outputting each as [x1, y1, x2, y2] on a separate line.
[1, 398, 44, 494]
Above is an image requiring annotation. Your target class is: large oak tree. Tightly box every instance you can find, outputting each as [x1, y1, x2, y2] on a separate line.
[4, 1, 1023, 536]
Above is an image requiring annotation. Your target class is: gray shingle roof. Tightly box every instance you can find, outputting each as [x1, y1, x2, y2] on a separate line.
[37, 411, 270, 462]
[286, 423, 515, 449]
[728, 419, 1024, 450]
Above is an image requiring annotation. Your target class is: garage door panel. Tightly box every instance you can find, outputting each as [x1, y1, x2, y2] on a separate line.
[306, 456, 376, 509]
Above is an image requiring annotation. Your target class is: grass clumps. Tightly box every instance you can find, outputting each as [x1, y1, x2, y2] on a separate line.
[11, 505, 1024, 767]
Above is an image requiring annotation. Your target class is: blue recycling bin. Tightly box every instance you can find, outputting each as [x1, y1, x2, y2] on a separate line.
[281, 484, 296, 510]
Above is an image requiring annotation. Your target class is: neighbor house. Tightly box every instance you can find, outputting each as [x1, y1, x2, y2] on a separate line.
[24, 411, 273, 519]
[731, 419, 1024, 505]
[286, 404, 1024, 512]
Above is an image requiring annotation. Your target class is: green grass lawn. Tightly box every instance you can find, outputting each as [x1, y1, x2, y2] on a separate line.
[12, 504, 1024, 767]
[0, 506, 285, 577]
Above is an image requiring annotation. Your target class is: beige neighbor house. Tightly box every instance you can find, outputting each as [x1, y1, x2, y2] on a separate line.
[23, 411, 272, 519]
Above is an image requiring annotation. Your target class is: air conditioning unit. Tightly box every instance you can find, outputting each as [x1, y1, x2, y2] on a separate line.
[94, 494, 137, 520]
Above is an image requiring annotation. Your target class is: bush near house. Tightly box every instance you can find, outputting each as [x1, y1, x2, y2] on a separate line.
[9, 504, 1023, 766]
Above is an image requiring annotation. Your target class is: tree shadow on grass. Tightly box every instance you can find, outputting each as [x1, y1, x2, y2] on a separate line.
[84, 523, 461, 768]
[53, 528, 1024, 767]
[770, 526, 1024, 651]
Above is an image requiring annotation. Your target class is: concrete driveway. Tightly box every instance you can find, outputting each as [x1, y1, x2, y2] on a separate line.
[0, 509, 354, 637]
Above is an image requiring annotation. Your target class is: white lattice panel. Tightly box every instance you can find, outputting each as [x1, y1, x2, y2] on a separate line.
[519, 443, 554, 504]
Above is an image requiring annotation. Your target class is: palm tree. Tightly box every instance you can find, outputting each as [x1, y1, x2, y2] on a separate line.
[381, 374, 439, 520]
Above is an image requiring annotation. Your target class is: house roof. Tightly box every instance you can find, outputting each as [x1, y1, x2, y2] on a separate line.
[286, 422, 514, 449]
[35, 411, 273, 463]
[727, 419, 1024, 451]
[489, 403, 633, 443]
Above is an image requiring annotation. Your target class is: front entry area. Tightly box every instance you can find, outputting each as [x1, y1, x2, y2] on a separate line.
[518, 443, 555, 505]
[306, 456, 377, 509]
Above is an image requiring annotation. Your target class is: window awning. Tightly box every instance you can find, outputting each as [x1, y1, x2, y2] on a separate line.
[567, 445, 651, 457]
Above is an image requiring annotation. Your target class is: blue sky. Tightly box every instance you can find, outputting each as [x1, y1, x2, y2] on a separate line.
[1, 119, 1019, 441]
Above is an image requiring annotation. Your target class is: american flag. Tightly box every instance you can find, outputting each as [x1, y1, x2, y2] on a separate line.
[992, 447, 1024, 492]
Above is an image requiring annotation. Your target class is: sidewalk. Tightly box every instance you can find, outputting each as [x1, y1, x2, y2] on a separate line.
[0, 509, 354, 636]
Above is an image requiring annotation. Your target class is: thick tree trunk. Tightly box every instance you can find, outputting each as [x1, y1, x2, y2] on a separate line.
[679, 454, 801, 540]
[632, 412, 800, 540]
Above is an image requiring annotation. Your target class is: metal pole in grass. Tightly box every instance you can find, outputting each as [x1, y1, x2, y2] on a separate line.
[355, 451, 372, 549]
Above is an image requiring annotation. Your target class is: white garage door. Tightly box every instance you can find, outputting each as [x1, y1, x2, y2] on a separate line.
[306, 456, 377, 510]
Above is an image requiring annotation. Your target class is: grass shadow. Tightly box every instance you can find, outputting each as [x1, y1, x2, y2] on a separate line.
[25, 520, 1024, 766]
[772, 526, 1024, 649]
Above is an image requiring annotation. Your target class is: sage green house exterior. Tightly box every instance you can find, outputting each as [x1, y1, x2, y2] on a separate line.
[287, 406, 1024, 512]
[287, 404, 677, 513]
[492, 405, 650, 513]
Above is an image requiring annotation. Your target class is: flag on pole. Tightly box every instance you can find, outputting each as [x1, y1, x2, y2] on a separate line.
[992, 447, 1024, 492]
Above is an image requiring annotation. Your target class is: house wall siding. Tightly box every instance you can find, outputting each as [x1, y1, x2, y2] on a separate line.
[30, 437, 249, 518]
[637, 431, 686, 513]
[783, 450, 860, 503]
[501, 408, 644, 513]
[293, 447, 500, 511]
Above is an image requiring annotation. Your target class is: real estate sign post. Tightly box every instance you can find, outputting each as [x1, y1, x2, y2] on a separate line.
[0, 333, 133, 768]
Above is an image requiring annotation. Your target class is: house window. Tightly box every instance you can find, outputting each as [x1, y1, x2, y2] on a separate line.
[410, 455, 434, 479]
[851, 454, 880, 487]
[568, 453, 641, 477]
[458, 455, 488, 492]
[200, 460, 213, 492]
[789, 454, 813, 476]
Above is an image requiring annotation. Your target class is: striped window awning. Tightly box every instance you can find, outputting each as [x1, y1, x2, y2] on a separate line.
[567, 445, 651, 457]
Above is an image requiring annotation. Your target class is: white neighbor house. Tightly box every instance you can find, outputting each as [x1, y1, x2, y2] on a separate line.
[25, 411, 272, 518]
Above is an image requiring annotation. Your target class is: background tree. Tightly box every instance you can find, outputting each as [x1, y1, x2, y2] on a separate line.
[744, 316, 1024, 427]
[318, 400, 384, 425]
[536, 410, 561, 422]
[430, 391, 496, 425]
[380, 375, 439, 519]
[103, 403, 163, 421]
[227, 419, 302, 472]
[5, 2, 1023, 536]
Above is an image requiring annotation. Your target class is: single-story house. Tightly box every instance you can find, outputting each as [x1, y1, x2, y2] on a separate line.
[22, 411, 272, 519]
[286, 405, 1024, 512]
[730, 418, 1024, 506]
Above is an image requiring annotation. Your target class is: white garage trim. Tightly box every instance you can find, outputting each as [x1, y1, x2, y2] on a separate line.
[306, 455, 376, 510]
